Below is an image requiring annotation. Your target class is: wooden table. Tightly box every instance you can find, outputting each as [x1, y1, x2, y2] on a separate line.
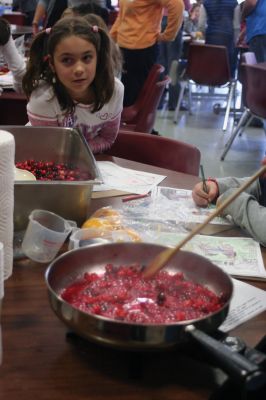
[1, 157, 265, 400]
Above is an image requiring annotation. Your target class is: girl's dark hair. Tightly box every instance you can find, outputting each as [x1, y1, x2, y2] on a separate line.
[22, 16, 114, 113]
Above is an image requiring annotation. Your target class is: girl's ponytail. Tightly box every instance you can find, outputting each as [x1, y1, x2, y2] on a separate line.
[22, 30, 52, 98]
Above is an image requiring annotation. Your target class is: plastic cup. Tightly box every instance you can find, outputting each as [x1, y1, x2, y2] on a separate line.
[22, 210, 77, 263]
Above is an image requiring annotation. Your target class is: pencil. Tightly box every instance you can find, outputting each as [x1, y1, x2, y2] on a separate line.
[122, 193, 150, 202]
[200, 164, 209, 194]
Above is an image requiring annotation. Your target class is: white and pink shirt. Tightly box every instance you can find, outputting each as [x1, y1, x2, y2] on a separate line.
[27, 77, 124, 154]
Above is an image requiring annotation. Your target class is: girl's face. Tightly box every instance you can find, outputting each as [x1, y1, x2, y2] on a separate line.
[190, 7, 200, 22]
[51, 35, 97, 104]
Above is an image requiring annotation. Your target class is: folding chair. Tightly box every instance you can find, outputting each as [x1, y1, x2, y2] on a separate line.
[173, 43, 236, 131]
[220, 52, 260, 161]
[121, 64, 165, 124]
[121, 75, 171, 134]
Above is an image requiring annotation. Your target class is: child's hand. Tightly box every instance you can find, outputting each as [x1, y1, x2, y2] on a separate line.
[192, 180, 219, 207]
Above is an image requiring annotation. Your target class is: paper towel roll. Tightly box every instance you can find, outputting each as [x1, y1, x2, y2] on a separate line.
[0, 130, 15, 280]
[0, 242, 3, 299]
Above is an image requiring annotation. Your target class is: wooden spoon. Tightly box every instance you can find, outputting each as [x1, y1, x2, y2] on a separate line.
[143, 165, 266, 278]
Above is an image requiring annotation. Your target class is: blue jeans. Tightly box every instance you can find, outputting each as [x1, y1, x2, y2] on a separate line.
[157, 25, 183, 109]
[249, 35, 266, 63]
[205, 32, 237, 78]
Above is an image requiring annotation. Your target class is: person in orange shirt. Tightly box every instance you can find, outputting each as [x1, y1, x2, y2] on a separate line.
[110, 0, 184, 107]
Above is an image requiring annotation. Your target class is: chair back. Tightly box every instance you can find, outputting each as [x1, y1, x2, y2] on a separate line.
[244, 63, 266, 119]
[106, 130, 201, 176]
[121, 64, 165, 124]
[133, 75, 170, 133]
[238, 52, 257, 107]
[3, 13, 26, 25]
[186, 43, 231, 86]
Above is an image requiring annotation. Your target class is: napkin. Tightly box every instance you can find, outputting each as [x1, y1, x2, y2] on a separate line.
[0, 130, 15, 280]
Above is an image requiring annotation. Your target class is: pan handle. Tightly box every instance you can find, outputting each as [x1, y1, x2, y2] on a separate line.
[185, 325, 266, 391]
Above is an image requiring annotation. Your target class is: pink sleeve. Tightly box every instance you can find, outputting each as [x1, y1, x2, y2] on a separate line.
[88, 114, 121, 154]
[27, 113, 59, 126]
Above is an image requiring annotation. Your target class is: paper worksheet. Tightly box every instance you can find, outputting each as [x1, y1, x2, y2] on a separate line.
[220, 278, 266, 332]
[122, 186, 233, 225]
[151, 233, 266, 279]
[93, 161, 166, 194]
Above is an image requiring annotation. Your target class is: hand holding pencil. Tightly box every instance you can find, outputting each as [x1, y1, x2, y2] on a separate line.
[192, 166, 219, 207]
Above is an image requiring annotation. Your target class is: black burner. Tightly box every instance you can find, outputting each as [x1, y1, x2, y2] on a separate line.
[210, 335, 266, 400]
[65, 331, 266, 399]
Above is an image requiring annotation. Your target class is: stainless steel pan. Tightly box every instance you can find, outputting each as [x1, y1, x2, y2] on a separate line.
[45, 242, 265, 388]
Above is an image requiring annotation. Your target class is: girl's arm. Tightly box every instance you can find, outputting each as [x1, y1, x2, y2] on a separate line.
[88, 114, 121, 154]
[1, 37, 26, 93]
[32, 1, 47, 34]
[217, 184, 266, 246]
[241, 0, 257, 20]
[158, 0, 184, 42]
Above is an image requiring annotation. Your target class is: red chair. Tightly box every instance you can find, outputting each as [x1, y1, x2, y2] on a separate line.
[220, 52, 258, 160]
[106, 129, 201, 176]
[174, 43, 236, 131]
[121, 75, 171, 133]
[3, 13, 26, 26]
[121, 63, 165, 124]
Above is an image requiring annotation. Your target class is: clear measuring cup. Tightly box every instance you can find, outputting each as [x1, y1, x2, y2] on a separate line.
[22, 209, 77, 263]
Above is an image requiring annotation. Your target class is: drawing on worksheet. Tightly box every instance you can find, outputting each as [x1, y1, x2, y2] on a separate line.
[94, 162, 166, 194]
[123, 186, 232, 225]
[151, 233, 266, 279]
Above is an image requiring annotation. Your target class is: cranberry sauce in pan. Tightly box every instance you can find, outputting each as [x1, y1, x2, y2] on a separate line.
[61, 264, 226, 324]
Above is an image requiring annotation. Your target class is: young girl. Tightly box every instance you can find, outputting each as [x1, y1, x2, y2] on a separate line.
[22, 16, 124, 154]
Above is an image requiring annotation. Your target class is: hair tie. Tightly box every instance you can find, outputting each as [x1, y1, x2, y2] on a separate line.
[43, 55, 49, 62]
[45, 27, 51, 34]
[91, 25, 98, 33]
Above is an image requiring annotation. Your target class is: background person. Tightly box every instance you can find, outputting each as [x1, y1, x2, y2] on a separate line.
[12, 0, 37, 25]
[241, 0, 266, 62]
[110, 0, 184, 107]
[198, 0, 240, 77]
[0, 17, 25, 93]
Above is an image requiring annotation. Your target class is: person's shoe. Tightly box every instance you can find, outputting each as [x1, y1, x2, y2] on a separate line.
[0, 18, 11, 46]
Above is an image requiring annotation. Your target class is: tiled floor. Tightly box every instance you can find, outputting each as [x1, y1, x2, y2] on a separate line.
[154, 86, 266, 178]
